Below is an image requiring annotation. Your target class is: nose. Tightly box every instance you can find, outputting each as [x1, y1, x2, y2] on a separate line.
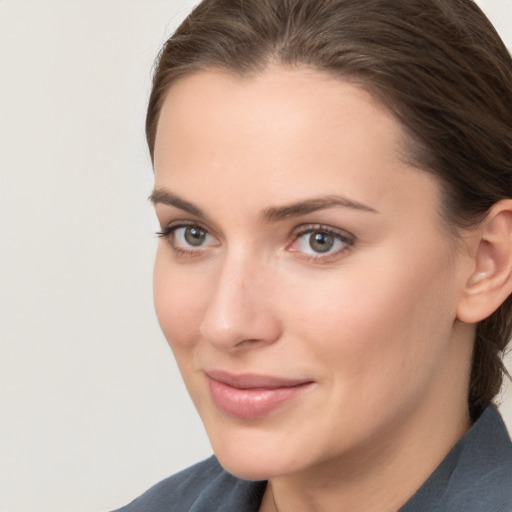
[199, 255, 282, 352]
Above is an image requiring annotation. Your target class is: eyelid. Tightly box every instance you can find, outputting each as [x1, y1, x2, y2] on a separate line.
[157, 219, 215, 236]
[291, 223, 355, 242]
[156, 220, 220, 254]
[287, 223, 356, 260]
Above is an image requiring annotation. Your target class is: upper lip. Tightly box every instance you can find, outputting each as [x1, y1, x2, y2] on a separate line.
[206, 369, 313, 389]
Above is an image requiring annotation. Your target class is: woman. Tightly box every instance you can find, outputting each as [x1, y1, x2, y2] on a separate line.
[116, 0, 512, 510]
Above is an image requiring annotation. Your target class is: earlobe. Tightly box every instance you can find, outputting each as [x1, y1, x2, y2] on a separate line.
[457, 200, 512, 324]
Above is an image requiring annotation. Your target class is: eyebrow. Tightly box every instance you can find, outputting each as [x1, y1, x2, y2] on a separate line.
[263, 195, 377, 222]
[149, 188, 377, 221]
[149, 189, 205, 217]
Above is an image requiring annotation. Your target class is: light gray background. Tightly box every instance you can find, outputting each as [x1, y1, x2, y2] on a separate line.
[0, 1, 511, 511]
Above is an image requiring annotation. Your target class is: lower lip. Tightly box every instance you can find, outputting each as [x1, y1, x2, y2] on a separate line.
[208, 378, 313, 419]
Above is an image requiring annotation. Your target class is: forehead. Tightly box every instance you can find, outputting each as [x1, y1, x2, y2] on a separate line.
[153, 66, 441, 227]
[155, 66, 402, 160]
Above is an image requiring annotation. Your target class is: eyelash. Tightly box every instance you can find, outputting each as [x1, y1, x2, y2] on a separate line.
[156, 222, 216, 258]
[156, 222, 355, 261]
[287, 224, 355, 263]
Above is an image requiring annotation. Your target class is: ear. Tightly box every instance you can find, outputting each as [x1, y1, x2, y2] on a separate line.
[457, 200, 512, 324]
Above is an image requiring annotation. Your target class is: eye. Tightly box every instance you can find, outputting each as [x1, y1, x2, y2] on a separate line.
[177, 225, 208, 247]
[157, 223, 219, 253]
[288, 225, 354, 259]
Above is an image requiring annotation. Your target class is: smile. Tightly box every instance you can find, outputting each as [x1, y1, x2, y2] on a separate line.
[206, 370, 314, 420]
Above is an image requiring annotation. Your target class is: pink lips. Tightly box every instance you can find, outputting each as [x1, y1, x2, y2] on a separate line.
[206, 370, 314, 419]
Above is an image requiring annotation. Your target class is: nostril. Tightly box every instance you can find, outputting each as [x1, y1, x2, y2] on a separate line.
[234, 338, 268, 350]
[199, 305, 282, 352]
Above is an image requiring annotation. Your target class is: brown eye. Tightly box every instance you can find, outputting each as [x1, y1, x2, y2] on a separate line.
[309, 231, 335, 253]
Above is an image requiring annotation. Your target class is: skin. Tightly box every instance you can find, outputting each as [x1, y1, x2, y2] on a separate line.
[151, 66, 477, 512]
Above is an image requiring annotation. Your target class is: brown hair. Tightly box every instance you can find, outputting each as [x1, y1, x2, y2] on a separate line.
[147, 0, 512, 420]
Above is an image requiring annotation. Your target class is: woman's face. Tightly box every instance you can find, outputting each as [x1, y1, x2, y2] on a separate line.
[152, 67, 473, 480]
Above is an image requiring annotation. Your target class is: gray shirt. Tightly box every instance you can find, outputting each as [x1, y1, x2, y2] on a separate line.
[114, 406, 512, 511]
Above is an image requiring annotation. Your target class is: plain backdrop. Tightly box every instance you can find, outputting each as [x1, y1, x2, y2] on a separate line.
[0, 1, 511, 511]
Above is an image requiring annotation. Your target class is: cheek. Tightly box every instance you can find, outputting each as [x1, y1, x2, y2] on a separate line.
[153, 248, 208, 351]
[285, 246, 458, 387]
[279, 254, 459, 445]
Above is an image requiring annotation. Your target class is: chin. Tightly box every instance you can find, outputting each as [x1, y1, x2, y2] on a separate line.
[205, 421, 309, 481]
[219, 459, 275, 481]
[215, 450, 291, 481]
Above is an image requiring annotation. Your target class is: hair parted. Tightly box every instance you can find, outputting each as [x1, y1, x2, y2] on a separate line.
[147, 0, 512, 420]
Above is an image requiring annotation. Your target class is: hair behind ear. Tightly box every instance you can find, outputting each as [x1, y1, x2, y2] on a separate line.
[470, 296, 512, 419]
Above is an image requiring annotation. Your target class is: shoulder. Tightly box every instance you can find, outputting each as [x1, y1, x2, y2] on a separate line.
[446, 406, 512, 511]
[112, 456, 266, 512]
[112, 457, 223, 512]
[401, 406, 512, 512]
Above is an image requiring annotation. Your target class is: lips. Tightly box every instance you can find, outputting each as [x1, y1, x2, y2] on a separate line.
[206, 370, 314, 419]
